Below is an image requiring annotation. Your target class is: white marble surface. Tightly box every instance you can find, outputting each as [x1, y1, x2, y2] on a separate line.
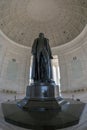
[0, 92, 87, 130]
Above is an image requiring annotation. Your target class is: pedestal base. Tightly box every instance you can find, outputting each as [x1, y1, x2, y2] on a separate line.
[2, 98, 85, 130]
[1, 82, 85, 129]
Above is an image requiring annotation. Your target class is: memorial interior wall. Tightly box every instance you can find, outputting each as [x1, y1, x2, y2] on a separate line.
[0, 31, 31, 93]
[52, 25, 87, 93]
[0, 26, 87, 93]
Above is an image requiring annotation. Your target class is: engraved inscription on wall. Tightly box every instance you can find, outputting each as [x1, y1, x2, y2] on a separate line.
[0, 44, 2, 75]
[6, 59, 19, 81]
[71, 58, 83, 80]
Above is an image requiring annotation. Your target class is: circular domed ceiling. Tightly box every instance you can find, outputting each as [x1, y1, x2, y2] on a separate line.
[0, 0, 87, 47]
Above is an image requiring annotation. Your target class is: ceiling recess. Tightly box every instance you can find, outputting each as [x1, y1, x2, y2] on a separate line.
[0, 0, 87, 47]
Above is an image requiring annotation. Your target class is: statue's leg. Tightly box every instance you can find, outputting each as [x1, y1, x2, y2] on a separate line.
[37, 53, 41, 81]
[49, 60, 53, 79]
[42, 50, 53, 80]
[42, 50, 50, 80]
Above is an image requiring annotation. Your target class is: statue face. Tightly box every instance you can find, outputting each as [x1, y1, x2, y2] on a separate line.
[39, 33, 44, 38]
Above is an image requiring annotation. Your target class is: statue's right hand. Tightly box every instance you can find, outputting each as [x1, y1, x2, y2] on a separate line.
[32, 51, 36, 55]
[33, 52, 36, 55]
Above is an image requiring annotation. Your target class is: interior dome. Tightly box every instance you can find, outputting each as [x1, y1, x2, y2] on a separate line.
[0, 0, 87, 47]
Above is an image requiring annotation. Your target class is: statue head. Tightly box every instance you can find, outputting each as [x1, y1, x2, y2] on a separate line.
[39, 33, 44, 38]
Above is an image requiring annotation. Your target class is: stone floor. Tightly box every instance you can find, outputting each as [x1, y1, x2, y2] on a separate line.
[0, 92, 87, 130]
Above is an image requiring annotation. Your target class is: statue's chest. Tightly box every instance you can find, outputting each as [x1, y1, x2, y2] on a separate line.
[37, 39, 46, 50]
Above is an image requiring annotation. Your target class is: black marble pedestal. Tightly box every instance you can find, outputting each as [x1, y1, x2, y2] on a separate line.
[2, 98, 85, 130]
[1, 82, 85, 130]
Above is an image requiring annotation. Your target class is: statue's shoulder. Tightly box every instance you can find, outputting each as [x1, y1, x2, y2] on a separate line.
[45, 38, 49, 41]
[34, 38, 38, 41]
[33, 38, 38, 44]
[46, 38, 48, 40]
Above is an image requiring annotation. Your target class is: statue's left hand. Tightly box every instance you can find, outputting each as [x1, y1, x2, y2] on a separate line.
[50, 56, 53, 59]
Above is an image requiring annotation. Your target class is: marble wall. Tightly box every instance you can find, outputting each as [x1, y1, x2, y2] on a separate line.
[0, 31, 31, 93]
[52, 25, 87, 92]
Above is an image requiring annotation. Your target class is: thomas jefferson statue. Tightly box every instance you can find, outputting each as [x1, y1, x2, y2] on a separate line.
[31, 33, 53, 82]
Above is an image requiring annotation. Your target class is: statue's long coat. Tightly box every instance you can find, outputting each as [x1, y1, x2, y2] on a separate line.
[31, 37, 53, 81]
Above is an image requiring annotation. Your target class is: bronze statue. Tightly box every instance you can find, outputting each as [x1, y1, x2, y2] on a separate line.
[31, 33, 53, 82]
